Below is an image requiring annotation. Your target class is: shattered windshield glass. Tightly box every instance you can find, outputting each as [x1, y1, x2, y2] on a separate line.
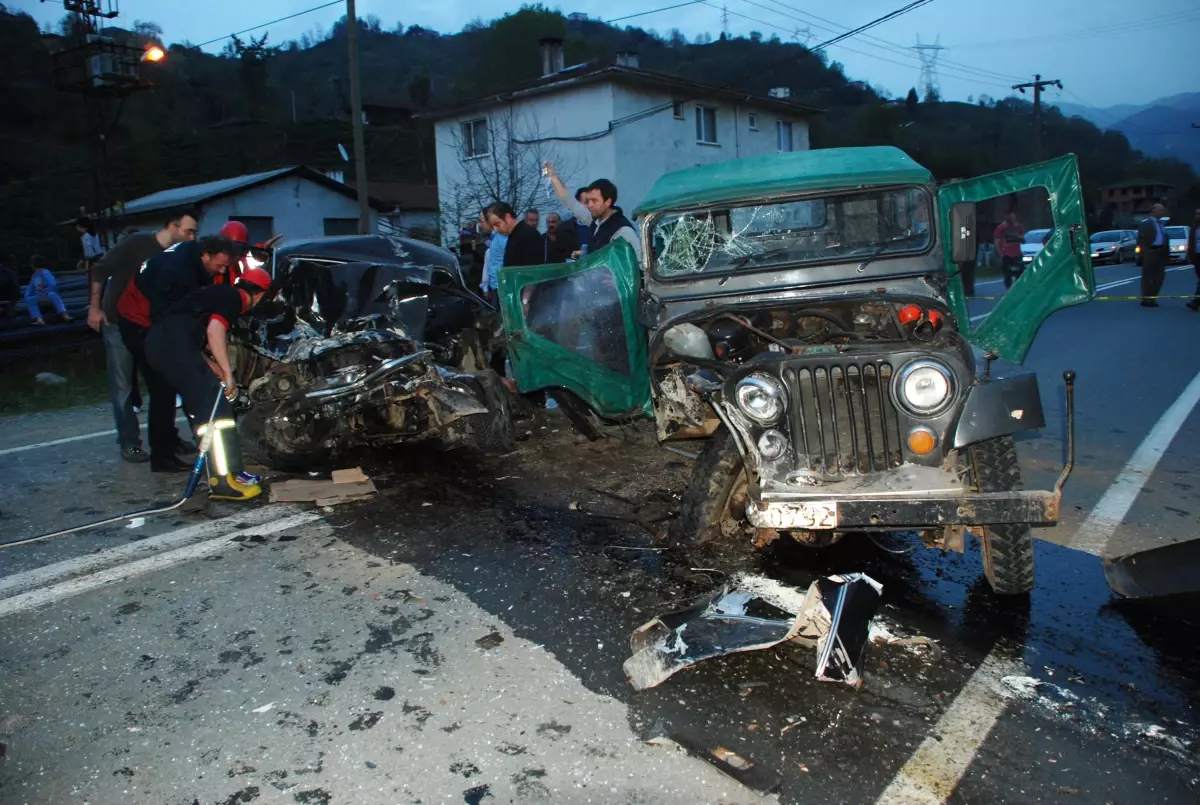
[650, 187, 932, 278]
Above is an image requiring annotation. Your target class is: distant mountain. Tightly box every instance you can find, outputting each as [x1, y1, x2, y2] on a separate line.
[1054, 93, 1200, 170]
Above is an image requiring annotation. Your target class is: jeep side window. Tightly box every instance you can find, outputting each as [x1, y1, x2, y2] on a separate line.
[523, 265, 631, 377]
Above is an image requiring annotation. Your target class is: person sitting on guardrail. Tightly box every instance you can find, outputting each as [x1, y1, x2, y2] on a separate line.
[24, 255, 72, 325]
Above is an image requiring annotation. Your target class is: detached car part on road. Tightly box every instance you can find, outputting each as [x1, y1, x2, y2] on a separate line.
[498, 147, 1095, 595]
[229, 235, 514, 470]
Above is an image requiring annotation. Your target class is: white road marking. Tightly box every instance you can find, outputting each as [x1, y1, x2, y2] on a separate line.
[967, 266, 1190, 325]
[0, 511, 322, 619]
[875, 649, 1020, 805]
[876, 358, 1200, 803]
[0, 505, 301, 600]
[0, 416, 189, 457]
[1070, 364, 1200, 557]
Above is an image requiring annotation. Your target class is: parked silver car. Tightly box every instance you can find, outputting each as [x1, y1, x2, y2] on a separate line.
[1089, 229, 1137, 264]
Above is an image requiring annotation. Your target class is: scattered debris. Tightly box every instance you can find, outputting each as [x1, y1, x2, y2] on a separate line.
[661, 733, 782, 794]
[270, 468, 377, 507]
[251, 702, 275, 713]
[1104, 538, 1200, 622]
[35, 372, 66, 385]
[125, 517, 145, 529]
[623, 573, 883, 690]
[475, 632, 504, 650]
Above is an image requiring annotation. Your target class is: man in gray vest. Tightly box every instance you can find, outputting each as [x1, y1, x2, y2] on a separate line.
[1138, 203, 1170, 307]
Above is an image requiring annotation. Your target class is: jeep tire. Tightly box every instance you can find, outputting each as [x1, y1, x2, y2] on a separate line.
[969, 436, 1036, 595]
[468, 369, 516, 454]
[678, 427, 748, 544]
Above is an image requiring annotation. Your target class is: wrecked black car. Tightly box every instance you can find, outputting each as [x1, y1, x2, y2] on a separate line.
[229, 234, 513, 470]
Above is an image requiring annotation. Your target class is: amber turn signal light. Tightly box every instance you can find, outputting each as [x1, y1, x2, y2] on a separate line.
[907, 427, 937, 455]
[898, 304, 921, 324]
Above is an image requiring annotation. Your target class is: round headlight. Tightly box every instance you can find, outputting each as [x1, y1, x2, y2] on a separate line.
[896, 360, 954, 416]
[757, 429, 788, 460]
[735, 374, 786, 424]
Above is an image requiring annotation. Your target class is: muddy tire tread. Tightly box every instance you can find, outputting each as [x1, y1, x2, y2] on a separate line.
[678, 427, 745, 544]
[970, 436, 1035, 595]
[470, 370, 516, 454]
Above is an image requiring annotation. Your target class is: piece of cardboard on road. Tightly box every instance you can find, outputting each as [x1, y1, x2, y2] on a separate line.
[269, 467, 377, 506]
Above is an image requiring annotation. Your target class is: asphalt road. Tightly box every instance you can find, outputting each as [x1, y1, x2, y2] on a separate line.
[1, 260, 1198, 804]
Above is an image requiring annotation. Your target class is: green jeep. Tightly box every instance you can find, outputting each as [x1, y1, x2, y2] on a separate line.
[498, 147, 1093, 595]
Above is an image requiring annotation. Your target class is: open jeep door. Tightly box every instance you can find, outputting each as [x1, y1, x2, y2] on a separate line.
[497, 239, 651, 418]
[939, 154, 1095, 364]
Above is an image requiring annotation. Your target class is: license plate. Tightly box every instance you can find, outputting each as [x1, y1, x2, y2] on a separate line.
[759, 502, 838, 530]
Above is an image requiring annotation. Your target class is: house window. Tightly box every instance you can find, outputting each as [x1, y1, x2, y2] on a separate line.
[323, 217, 359, 237]
[695, 106, 718, 144]
[672, 101, 684, 120]
[234, 216, 273, 244]
[462, 118, 489, 158]
[777, 120, 793, 152]
[748, 113, 758, 130]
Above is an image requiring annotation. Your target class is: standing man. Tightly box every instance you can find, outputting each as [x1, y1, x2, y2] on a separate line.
[76, 217, 106, 286]
[117, 236, 237, 472]
[544, 212, 579, 263]
[524, 209, 541, 232]
[1138, 203, 1170, 308]
[1185, 208, 1200, 312]
[993, 211, 1025, 290]
[486, 202, 545, 267]
[88, 211, 198, 463]
[145, 268, 273, 501]
[478, 209, 507, 304]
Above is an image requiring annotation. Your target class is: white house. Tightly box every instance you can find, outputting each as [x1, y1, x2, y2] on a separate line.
[429, 42, 819, 244]
[95, 166, 393, 244]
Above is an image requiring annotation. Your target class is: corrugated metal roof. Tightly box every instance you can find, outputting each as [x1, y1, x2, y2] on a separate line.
[635, 147, 933, 216]
[118, 167, 297, 215]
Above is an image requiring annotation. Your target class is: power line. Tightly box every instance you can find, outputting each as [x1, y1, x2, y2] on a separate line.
[191, 0, 343, 49]
[956, 9, 1200, 49]
[515, 0, 934, 144]
[607, 1, 708, 25]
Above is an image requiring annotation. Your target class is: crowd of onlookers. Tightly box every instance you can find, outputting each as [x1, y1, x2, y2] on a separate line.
[454, 163, 642, 301]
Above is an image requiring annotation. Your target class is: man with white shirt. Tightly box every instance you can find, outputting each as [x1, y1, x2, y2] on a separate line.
[545, 163, 642, 262]
[1137, 203, 1170, 307]
[478, 209, 507, 305]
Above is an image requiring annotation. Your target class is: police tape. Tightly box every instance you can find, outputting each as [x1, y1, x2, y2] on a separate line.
[969, 295, 1199, 302]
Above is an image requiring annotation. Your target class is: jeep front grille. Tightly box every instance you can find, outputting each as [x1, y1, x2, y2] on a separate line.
[783, 362, 904, 475]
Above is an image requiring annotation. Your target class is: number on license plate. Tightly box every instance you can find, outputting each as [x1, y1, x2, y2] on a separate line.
[761, 502, 838, 530]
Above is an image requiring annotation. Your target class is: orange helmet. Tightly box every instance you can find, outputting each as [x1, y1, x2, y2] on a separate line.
[235, 266, 272, 293]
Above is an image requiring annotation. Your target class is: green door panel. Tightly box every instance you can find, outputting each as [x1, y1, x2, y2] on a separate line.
[939, 154, 1094, 364]
[496, 239, 651, 418]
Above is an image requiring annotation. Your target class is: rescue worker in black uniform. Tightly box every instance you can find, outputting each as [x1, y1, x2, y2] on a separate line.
[117, 235, 238, 472]
[144, 266, 273, 501]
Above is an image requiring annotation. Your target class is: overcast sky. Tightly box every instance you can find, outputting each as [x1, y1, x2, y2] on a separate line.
[18, 0, 1200, 107]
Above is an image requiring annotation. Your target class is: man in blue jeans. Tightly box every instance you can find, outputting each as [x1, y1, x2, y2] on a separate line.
[88, 211, 199, 463]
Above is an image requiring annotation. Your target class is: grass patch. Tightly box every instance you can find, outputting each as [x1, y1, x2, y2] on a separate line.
[0, 362, 110, 416]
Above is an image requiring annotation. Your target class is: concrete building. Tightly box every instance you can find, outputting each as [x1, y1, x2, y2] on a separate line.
[1100, 179, 1175, 226]
[428, 41, 820, 245]
[96, 166, 390, 243]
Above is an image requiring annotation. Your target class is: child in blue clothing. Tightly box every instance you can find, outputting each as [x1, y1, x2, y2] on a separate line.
[25, 255, 72, 325]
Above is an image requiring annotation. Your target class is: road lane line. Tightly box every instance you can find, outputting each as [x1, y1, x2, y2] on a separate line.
[967, 266, 1189, 325]
[0, 416, 189, 457]
[877, 359, 1200, 803]
[0, 511, 323, 619]
[0, 505, 301, 600]
[875, 648, 1020, 805]
[1069, 365, 1200, 557]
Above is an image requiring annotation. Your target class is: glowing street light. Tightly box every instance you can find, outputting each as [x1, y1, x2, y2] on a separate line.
[142, 45, 165, 63]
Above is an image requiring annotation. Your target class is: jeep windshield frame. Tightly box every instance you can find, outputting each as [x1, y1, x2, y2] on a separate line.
[646, 185, 935, 282]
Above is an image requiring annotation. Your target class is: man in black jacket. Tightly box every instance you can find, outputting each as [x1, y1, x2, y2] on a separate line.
[1137, 203, 1170, 307]
[486, 202, 545, 267]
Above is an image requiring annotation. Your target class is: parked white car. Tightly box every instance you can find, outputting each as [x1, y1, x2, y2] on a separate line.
[1089, 229, 1137, 265]
[1166, 226, 1191, 264]
[1021, 228, 1053, 265]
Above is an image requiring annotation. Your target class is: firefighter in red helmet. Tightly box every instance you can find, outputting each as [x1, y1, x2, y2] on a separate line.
[144, 266, 274, 501]
[219, 220, 279, 285]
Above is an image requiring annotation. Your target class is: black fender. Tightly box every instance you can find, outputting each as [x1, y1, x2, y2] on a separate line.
[952, 372, 1045, 448]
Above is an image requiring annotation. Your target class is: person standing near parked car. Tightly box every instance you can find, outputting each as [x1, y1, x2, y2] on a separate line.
[1185, 208, 1200, 312]
[1138, 203, 1170, 308]
[993, 212, 1025, 289]
[88, 211, 199, 463]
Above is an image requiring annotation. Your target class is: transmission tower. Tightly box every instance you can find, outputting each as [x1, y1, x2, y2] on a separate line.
[721, 5, 730, 39]
[913, 35, 945, 99]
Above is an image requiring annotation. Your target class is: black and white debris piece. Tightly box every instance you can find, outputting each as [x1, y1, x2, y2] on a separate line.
[622, 573, 883, 690]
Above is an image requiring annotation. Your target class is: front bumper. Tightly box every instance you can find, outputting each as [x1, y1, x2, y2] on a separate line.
[746, 489, 1060, 530]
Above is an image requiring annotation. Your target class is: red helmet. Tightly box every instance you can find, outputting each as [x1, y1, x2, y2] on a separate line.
[235, 266, 272, 293]
[219, 221, 250, 244]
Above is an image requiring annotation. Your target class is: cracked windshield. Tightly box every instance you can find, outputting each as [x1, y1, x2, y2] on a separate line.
[651, 187, 932, 277]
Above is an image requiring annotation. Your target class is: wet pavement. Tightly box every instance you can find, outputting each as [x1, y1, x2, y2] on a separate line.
[1, 259, 1198, 804]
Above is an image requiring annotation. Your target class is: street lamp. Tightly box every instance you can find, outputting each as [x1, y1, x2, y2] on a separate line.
[142, 45, 165, 63]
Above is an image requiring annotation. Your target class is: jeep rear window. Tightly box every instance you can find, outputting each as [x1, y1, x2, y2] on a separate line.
[650, 187, 931, 278]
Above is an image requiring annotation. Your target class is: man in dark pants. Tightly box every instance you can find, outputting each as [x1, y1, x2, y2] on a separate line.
[993, 212, 1025, 290]
[1186, 208, 1200, 311]
[117, 236, 236, 472]
[145, 267, 272, 501]
[1138, 203, 1170, 307]
[87, 211, 199, 463]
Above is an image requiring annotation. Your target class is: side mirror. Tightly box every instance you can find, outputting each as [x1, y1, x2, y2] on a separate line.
[950, 203, 977, 264]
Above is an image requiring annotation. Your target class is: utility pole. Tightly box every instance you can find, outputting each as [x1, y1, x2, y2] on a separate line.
[346, 0, 371, 234]
[1012, 74, 1062, 162]
[913, 35, 944, 100]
